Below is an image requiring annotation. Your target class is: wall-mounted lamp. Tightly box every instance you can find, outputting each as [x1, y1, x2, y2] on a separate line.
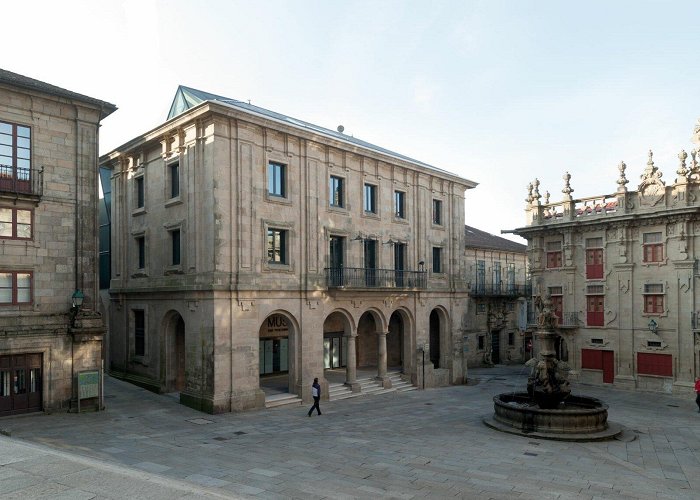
[70, 289, 84, 326]
[418, 260, 425, 272]
[648, 319, 658, 335]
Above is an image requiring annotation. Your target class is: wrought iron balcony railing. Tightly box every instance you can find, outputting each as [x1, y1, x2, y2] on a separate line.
[325, 267, 427, 290]
[0, 165, 43, 197]
[469, 283, 531, 298]
[526, 310, 580, 328]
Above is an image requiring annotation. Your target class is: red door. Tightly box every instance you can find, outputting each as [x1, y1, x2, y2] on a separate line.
[602, 350, 614, 383]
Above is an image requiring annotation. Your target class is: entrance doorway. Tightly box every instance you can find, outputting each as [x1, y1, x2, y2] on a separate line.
[259, 313, 292, 395]
[429, 310, 440, 368]
[174, 316, 185, 392]
[0, 353, 42, 417]
[491, 331, 501, 364]
[387, 311, 404, 369]
[323, 332, 347, 369]
[602, 350, 614, 383]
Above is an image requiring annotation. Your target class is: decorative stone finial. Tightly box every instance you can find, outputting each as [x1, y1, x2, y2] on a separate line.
[533, 178, 541, 201]
[617, 161, 629, 192]
[693, 118, 700, 145]
[677, 150, 689, 180]
[544, 191, 550, 204]
[526, 182, 533, 203]
[690, 150, 699, 182]
[562, 172, 573, 198]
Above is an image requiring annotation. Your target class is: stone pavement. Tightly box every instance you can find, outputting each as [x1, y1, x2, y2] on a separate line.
[1, 365, 699, 499]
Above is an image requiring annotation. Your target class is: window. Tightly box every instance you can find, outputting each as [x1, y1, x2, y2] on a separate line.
[493, 261, 501, 293]
[432, 247, 442, 273]
[0, 121, 31, 193]
[508, 332, 514, 346]
[546, 241, 562, 268]
[506, 263, 515, 293]
[586, 285, 604, 327]
[135, 176, 145, 209]
[136, 236, 145, 269]
[171, 229, 181, 266]
[432, 199, 442, 225]
[643, 232, 663, 263]
[548, 286, 563, 324]
[394, 191, 405, 218]
[477, 335, 485, 350]
[364, 184, 377, 214]
[477, 303, 486, 314]
[267, 228, 287, 264]
[268, 161, 286, 197]
[637, 353, 672, 377]
[0, 207, 32, 239]
[643, 284, 664, 314]
[168, 161, 180, 199]
[134, 310, 145, 357]
[585, 237, 604, 279]
[476, 260, 485, 293]
[329, 176, 344, 208]
[581, 349, 603, 370]
[0, 271, 32, 304]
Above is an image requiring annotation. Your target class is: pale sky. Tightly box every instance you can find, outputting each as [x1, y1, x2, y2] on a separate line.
[4, 1, 700, 243]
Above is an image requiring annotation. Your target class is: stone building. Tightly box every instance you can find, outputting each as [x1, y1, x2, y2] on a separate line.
[462, 225, 529, 367]
[0, 68, 115, 416]
[512, 143, 700, 395]
[100, 86, 476, 413]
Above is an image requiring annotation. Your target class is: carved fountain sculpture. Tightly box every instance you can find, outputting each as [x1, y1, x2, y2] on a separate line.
[483, 294, 621, 441]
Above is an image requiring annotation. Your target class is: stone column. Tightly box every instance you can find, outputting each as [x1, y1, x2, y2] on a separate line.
[344, 331, 360, 392]
[376, 331, 392, 389]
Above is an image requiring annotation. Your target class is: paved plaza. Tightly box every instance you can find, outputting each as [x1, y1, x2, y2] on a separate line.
[1, 365, 699, 499]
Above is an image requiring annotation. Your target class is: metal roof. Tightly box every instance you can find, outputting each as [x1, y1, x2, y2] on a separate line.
[167, 85, 474, 180]
[464, 224, 526, 253]
[0, 68, 117, 118]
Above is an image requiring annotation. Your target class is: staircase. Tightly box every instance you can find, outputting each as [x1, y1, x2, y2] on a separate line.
[328, 371, 416, 402]
[265, 370, 416, 409]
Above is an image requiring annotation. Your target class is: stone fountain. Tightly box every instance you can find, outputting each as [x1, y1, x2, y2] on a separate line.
[483, 295, 621, 441]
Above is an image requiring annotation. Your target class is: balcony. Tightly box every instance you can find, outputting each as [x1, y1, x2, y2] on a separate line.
[526, 309, 580, 329]
[0, 165, 43, 198]
[325, 267, 427, 290]
[469, 283, 531, 298]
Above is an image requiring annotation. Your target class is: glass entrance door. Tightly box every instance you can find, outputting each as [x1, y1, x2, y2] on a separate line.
[259, 338, 289, 375]
[323, 333, 348, 369]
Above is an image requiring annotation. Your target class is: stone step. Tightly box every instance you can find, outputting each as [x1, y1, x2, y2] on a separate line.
[265, 393, 302, 409]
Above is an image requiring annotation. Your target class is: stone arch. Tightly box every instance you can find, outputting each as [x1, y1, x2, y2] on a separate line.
[162, 309, 186, 393]
[429, 306, 450, 369]
[258, 310, 300, 396]
[356, 309, 387, 369]
[323, 309, 355, 371]
[388, 307, 414, 373]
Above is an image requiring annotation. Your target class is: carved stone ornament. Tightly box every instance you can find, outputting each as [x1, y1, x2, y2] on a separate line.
[677, 150, 688, 180]
[638, 150, 666, 206]
[617, 161, 629, 193]
[690, 149, 700, 181]
[562, 172, 574, 198]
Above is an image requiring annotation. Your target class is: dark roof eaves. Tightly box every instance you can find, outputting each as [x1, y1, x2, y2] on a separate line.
[0, 68, 117, 118]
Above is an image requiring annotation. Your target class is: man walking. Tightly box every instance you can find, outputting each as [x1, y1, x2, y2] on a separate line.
[308, 377, 322, 417]
[695, 376, 700, 413]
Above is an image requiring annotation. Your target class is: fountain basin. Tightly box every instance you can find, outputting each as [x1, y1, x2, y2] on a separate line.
[483, 392, 622, 441]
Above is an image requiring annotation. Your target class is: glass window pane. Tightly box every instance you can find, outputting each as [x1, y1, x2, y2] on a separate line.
[0, 289, 11, 303]
[17, 126, 30, 138]
[17, 148, 30, 160]
[0, 134, 11, 145]
[17, 158, 30, 169]
[0, 273, 11, 288]
[0, 123, 11, 134]
[0, 145, 11, 157]
[17, 288, 30, 303]
[0, 155, 13, 166]
[17, 137, 30, 149]
[0, 208, 11, 223]
[16, 209, 30, 224]
[17, 223, 31, 239]
[0, 222, 11, 237]
[16, 273, 31, 288]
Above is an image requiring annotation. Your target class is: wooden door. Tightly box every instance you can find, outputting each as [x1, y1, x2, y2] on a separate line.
[602, 350, 614, 383]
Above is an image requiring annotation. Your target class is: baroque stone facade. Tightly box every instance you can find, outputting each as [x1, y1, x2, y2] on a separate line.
[513, 144, 700, 395]
[101, 86, 475, 413]
[0, 69, 115, 415]
[462, 225, 529, 368]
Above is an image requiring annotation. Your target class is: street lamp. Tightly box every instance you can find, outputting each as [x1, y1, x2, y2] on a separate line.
[70, 289, 84, 326]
